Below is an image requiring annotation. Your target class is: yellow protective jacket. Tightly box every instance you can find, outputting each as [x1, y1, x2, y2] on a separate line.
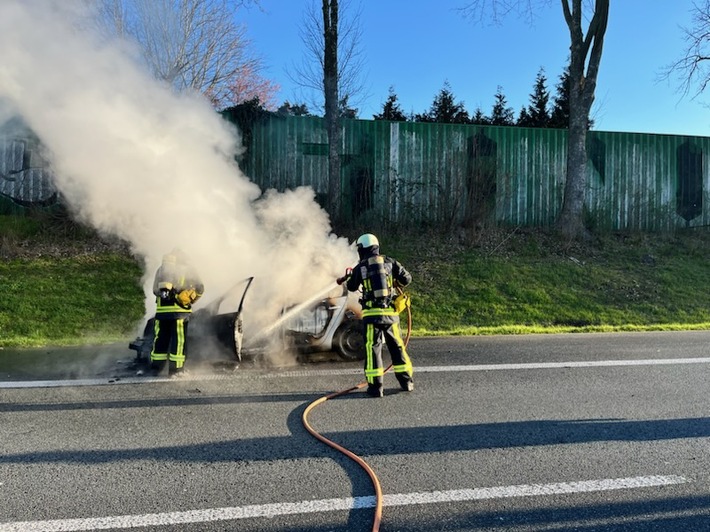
[152, 255, 204, 320]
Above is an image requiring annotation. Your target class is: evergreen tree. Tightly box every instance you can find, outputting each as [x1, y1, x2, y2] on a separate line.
[416, 81, 470, 124]
[526, 67, 551, 127]
[373, 87, 408, 121]
[471, 107, 490, 125]
[413, 111, 434, 122]
[517, 105, 531, 127]
[339, 95, 358, 118]
[489, 86, 515, 126]
[549, 64, 594, 129]
[549, 66, 570, 128]
[277, 101, 311, 116]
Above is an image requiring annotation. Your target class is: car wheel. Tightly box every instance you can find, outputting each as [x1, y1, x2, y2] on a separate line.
[334, 320, 364, 361]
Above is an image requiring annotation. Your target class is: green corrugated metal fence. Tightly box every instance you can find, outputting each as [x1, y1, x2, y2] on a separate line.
[241, 115, 710, 231]
[3, 113, 707, 231]
[0, 120, 57, 215]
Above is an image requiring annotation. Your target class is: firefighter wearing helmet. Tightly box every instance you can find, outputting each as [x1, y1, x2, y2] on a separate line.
[150, 248, 204, 377]
[338, 233, 414, 397]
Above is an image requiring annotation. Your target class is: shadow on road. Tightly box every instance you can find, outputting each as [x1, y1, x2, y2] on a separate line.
[2, 414, 710, 464]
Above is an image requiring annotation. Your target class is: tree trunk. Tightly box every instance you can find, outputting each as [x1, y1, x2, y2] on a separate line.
[557, 102, 589, 237]
[323, 0, 341, 222]
[555, 0, 608, 239]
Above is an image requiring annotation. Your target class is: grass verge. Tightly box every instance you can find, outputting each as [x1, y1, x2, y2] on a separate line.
[2, 215, 710, 347]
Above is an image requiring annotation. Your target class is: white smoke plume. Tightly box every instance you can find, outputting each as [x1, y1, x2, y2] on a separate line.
[0, 0, 357, 343]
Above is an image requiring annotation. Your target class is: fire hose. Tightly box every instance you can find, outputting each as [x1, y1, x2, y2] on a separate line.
[301, 287, 412, 532]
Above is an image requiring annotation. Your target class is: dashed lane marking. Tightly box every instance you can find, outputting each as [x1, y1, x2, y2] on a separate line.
[0, 475, 689, 531]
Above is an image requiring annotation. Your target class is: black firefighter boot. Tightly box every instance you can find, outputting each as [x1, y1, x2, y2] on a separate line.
[366, 382, 384, 398]
[397, 374, 414, 392]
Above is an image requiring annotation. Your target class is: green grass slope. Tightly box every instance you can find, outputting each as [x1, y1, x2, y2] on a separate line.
[3, 214, 710, 347]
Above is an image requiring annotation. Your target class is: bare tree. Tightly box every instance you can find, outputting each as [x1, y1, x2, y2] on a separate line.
[460, 0, 609, 239]
[290, 0, 366, 115]
[663, 1, 710, 98]
[225, 62, 281, 111]
[290, 0, 366, 222]
[93, 0, 272, 109]
[323, 1, 342, 220]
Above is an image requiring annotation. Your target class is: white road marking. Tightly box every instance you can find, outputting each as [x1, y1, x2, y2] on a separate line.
[424, 357, 710, 372]
[2, 357, 710, 389]
[0, 475, 688, 531]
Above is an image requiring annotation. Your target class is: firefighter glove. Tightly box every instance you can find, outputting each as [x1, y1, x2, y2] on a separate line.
[336, 267, 352, 285]
[176, 288, 197, 309]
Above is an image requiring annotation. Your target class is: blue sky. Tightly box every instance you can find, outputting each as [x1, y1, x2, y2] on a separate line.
[238, 1, 708, 137]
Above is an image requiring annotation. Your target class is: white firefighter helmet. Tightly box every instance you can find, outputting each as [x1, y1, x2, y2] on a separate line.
[356, 233, 379, 249]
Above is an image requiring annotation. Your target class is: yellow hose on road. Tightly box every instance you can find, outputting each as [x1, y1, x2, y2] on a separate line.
[301, 290, 412, 532]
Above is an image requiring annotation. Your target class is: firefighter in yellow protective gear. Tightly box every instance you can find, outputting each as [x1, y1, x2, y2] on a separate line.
[150, 249, 204, 377]
[338, 233, 414, 398]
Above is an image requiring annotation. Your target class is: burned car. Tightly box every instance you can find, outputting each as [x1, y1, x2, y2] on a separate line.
[129, 277, 365, 369]
[279, 283, 364, 361]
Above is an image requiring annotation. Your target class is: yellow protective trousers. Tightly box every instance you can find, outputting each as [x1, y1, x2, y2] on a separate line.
[363, 321, 413, 389]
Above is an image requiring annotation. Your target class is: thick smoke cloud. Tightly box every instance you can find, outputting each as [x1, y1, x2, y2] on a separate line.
[0, 0, 357, 342]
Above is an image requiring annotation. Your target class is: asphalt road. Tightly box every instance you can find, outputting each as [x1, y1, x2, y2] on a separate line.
[1, 331, 710, 531]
